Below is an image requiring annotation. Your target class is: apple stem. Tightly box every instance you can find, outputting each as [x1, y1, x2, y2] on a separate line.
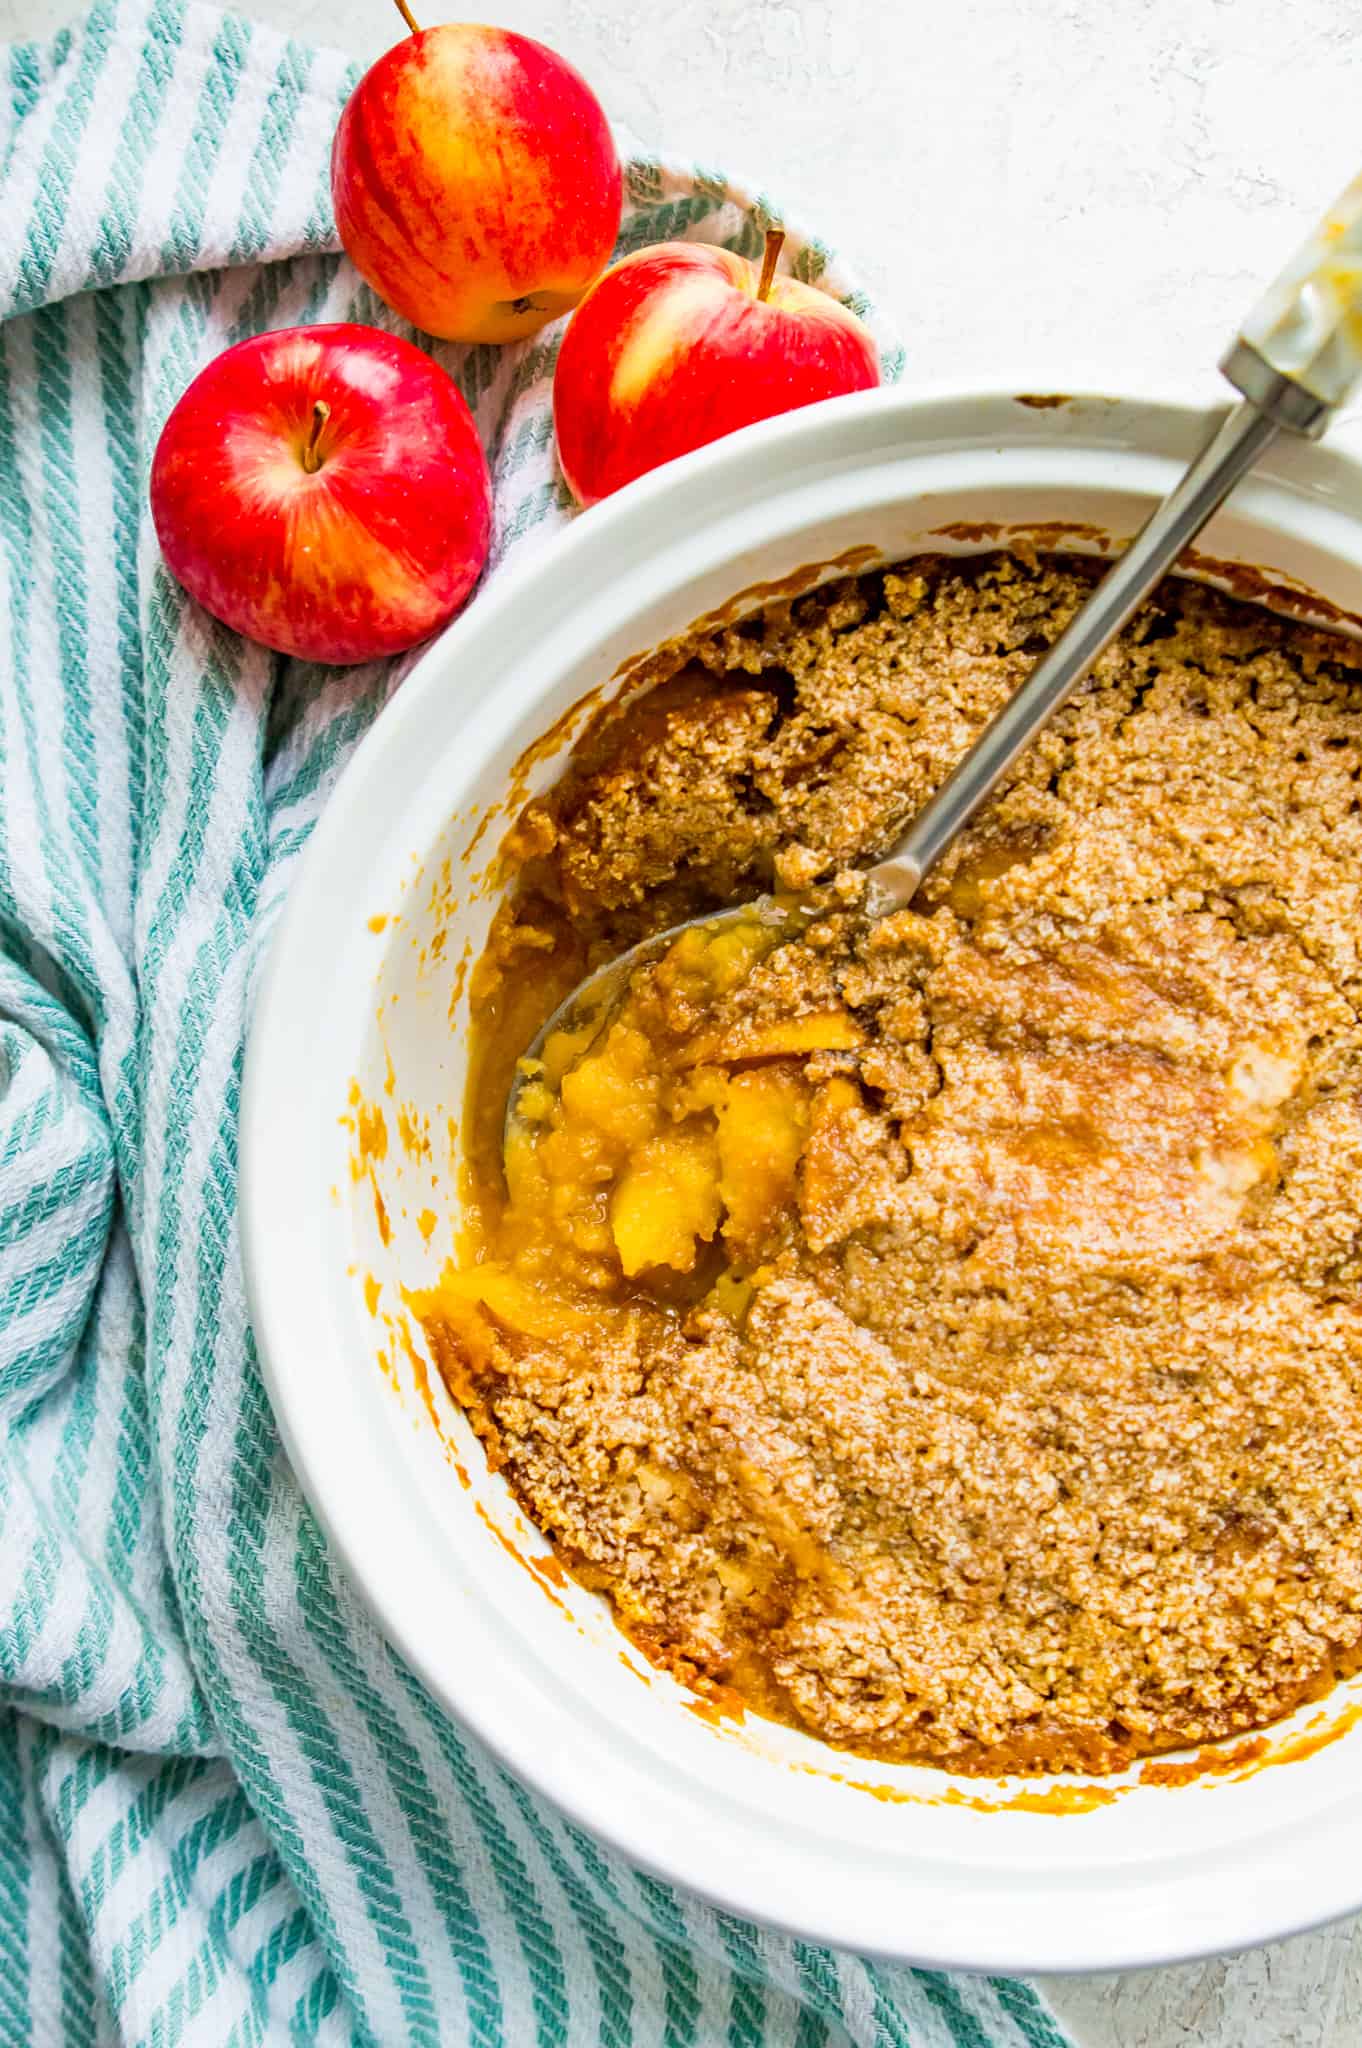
[301, 400, 331, 475]
[392, 0, 420, 31]
[756, 227, 785, 304]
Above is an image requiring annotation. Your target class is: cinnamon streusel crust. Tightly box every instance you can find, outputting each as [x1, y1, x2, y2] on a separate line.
[423, 551, 1362, 1773]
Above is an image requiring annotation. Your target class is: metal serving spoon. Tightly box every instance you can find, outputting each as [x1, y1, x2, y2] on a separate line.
[506, 173, 1362, 1150]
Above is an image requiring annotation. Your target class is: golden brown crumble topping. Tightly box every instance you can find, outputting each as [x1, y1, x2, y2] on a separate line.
[420, 551, 1362, 1774]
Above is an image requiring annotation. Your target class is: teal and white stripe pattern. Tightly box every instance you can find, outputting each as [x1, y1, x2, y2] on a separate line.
[0, 4, 1073, 2042]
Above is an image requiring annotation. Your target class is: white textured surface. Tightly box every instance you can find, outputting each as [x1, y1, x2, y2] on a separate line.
[29, 0, 1362, 415]
[5, 1, 1362, 2043]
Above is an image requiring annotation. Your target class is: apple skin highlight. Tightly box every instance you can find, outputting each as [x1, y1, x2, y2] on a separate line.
[150, 324, 492, 666]
[332, 24, 623, 345]
[553, 239, 881, 507]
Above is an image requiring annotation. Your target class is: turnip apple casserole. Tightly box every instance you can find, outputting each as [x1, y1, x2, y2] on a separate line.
[417, 550, 1362, 1774]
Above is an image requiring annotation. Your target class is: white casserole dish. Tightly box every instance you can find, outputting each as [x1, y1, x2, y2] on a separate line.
[241, 383, 1362, 1975]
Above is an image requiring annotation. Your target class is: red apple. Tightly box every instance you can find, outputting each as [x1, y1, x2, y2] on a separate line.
[150, 323, 492, 666]
[332, 17, 623, 345]
[553, 230, 881, 507]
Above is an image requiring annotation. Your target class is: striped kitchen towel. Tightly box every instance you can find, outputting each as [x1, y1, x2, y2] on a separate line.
[0, 3, 1074, 2044]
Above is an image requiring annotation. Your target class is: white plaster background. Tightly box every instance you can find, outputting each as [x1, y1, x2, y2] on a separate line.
[7, 0, 1362, 2042]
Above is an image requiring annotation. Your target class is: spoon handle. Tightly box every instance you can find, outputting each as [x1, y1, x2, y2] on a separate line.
[1223, 170, 1362, 434]
[865, 399, 1279, 909]
[868, 169, 1362, 911]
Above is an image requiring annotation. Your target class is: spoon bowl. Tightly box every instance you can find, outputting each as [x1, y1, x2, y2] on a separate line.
[503, 893, 819, 1150]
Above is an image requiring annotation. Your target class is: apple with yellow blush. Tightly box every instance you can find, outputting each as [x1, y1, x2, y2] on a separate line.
[553, 230, 881, 507]
[332, 10, 623, 345]
[150, 323, 492, 665]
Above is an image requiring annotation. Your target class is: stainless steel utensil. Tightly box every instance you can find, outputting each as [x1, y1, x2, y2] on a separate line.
[506, 174, 1362, 1151]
